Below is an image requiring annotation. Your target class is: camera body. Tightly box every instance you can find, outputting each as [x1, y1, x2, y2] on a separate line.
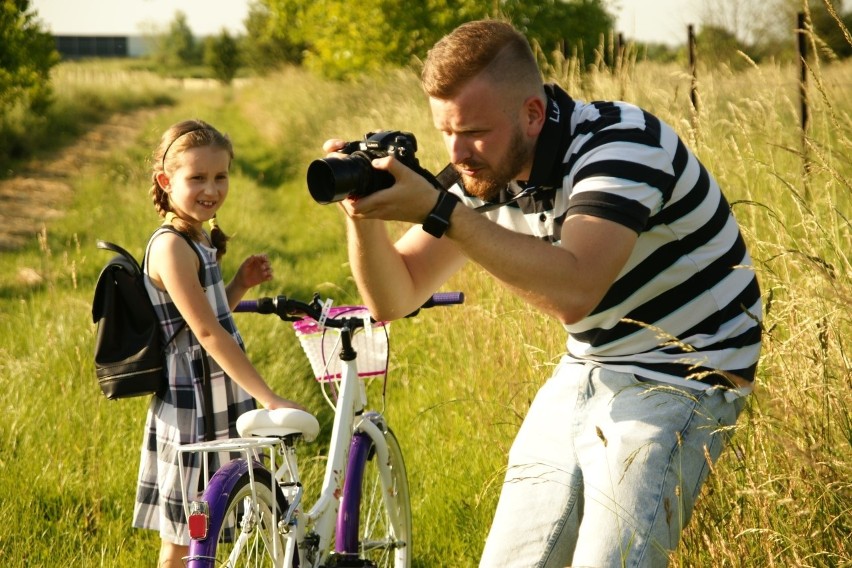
[307, 130, 420, 204]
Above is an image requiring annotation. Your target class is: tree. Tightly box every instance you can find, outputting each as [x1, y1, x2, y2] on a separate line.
[152, 11, 200, 70]
[756, 0, 852, 61]
[809, 0, 852, 59]
[0, 0, 58, 115]
[297, 0, 436, 78]
[242, 0, 306, 72]
[698, 0, 852, 63]
[204, 30, 240, 85]
[499, 0, 615, 62]
[250, 0, 614, 79]
[695, 24, 752, 68]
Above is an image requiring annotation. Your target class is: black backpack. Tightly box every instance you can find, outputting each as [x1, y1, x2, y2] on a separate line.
[92, 227, 203, 400]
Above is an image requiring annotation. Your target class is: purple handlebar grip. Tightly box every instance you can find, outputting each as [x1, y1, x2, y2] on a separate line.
[426, 291, 464, 306]
[234, 300, 257, 313]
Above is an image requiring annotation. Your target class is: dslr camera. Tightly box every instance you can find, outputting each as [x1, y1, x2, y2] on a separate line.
[306, 130, 421, 204]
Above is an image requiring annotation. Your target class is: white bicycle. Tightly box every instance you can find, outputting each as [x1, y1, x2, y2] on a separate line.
[176, 292, 463, 567]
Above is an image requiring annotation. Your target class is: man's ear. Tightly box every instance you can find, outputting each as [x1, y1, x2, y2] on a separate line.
[523, 95, 546, 137]
[156, 172, 170, 191]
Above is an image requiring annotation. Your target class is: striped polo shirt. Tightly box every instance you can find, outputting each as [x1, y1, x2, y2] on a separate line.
[445, 84, 762, 389]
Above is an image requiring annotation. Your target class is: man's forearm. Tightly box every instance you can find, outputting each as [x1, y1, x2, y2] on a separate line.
[346, 217, 422, 320]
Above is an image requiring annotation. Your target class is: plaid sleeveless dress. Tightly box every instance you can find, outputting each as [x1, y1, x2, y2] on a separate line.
[132, 227, 256, 544]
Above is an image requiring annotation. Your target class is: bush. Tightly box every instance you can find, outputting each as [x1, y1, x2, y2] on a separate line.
[204, 30, 240, 85]
[0, 0, 60, 167]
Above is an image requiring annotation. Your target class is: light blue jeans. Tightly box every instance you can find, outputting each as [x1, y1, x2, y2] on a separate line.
[479, 361, 745, 568]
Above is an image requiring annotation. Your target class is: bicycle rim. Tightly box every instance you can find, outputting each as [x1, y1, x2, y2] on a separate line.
[200, 466, 290, 567]
[339, 428, 412, 568]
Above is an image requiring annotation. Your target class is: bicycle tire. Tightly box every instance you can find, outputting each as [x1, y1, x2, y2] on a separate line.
[187, 459, 294, 568]
[337, 425, 412, 568]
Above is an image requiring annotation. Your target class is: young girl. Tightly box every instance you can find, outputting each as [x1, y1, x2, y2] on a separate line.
[132, 119, 305, 567]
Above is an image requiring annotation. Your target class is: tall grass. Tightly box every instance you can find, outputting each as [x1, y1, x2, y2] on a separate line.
[0, 55, 849, 566]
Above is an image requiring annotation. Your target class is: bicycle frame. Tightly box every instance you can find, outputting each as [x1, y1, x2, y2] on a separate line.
[178, 320, 399, 567]
[178, 291, 462, 567]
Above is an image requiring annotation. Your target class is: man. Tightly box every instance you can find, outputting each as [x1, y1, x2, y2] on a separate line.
[326, 19, 762, 568]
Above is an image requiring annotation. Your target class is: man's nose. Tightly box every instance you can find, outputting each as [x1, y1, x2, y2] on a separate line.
[447, 135, 470, 164]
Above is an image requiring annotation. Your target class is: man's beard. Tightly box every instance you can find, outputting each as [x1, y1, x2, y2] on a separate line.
[455, 127, 533, 202]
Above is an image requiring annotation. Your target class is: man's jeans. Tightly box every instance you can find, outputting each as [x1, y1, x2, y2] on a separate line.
[479, 361, 745, 568]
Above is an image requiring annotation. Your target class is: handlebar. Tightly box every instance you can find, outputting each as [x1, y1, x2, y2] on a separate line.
[235, 292, 464, 330]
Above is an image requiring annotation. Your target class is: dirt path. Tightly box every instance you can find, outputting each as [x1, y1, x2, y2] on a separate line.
[0, 107, 162, 251]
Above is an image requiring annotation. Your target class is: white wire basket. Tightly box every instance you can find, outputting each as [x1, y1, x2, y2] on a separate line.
[292, 306, 390, 382]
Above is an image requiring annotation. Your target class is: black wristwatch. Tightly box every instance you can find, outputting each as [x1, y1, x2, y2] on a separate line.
[422, 191, 460, 238]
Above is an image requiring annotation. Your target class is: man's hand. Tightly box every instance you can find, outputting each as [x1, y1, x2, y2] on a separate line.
[339, 153, 439, 225]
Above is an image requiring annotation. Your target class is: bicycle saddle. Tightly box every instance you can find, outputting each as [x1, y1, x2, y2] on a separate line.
[236, 408, 321, 442]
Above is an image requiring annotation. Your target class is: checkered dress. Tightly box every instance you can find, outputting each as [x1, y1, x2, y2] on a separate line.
[132, 228, 256, 545]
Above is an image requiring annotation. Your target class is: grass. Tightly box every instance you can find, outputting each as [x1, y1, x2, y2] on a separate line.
[0, 55, 850, 567]
[0, 59, 177, 174]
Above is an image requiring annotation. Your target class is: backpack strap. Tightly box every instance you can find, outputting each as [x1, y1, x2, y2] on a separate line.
[96, 240, 142, 276]
[145, 225, 206, 285]
[145, 225, 208, 346]
[199, 345, 215, 441]
[147, 225, 219, 442]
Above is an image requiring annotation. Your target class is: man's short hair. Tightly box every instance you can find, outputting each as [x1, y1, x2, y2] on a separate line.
[421, 19, 542, 99]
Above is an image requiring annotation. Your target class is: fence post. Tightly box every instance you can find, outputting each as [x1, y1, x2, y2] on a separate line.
[688, 24, 699, 134]
[797, 12, 812, 195]
[798, 12, 809, 134]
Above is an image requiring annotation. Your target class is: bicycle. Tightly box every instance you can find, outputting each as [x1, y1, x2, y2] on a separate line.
[175, 291, 463, 567]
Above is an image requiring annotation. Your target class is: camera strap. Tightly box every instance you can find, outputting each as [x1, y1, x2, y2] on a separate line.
[414, 162, 452, 193]
[434, 163, 461, 191]
[474, 185, 542, 213]
[431, 163, 542, 214]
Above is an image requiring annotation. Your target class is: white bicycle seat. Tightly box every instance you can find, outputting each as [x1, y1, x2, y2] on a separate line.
[236, 408, 320, 442]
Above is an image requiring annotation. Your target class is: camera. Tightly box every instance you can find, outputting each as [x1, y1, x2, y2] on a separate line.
[307, 130, 420, 204]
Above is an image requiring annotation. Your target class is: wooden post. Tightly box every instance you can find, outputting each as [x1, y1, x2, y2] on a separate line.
[688, 24, 699, 136]
[688, 25, 698, 112]
[798, 12, 811, 196]
[797, 12, 809, 134]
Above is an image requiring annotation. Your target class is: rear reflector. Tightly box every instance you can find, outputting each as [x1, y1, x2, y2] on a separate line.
[188, 501, 209, 540]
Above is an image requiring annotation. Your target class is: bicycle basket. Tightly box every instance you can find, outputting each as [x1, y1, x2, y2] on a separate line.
[292, 306, 390, 382]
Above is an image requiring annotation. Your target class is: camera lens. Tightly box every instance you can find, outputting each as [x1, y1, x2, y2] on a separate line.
[306, 152, 394, 204]
[306, 156, 362, 204]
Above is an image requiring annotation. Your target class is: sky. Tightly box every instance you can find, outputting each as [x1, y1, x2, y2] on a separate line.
[31, 0, 704, 46]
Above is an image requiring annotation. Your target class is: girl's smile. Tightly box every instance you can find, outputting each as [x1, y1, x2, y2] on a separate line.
[159, 145, 231, 228]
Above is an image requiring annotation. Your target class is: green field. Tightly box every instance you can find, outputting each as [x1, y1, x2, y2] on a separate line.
[0, 57, 849, 566]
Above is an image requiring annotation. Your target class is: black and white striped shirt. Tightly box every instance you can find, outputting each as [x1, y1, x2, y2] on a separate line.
[448, 84, 762, 389]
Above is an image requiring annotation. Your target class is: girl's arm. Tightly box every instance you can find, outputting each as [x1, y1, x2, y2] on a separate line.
[148, 235, 301, 410]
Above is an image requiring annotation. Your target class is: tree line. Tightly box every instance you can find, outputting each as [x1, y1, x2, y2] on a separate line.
[2, 0, 851, 166]
[689, 0, 852, 69]
[241, 0, 613, 78]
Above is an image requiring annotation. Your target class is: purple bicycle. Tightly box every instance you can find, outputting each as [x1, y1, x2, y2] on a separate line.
[176, 292, 463, 567]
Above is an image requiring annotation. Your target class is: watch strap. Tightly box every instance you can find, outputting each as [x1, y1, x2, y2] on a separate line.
[422, 191, 460, 238]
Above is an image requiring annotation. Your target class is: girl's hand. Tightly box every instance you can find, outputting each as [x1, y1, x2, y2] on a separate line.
[261, 394, 309, 412]
[235, 254, 273, 290]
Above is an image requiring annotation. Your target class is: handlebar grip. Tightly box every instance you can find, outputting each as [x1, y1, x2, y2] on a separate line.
[422, 291, 465, 308]
[234, 297, 276, 314]
[235, 300, 258, 313]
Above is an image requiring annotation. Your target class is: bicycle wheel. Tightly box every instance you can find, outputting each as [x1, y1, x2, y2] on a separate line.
[337, 425, 411, 568]
[187, 459, 293, 568]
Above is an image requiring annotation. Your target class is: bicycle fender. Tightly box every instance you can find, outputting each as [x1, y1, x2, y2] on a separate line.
[186, 459, 253, 567]
[337, 415, 399, 554]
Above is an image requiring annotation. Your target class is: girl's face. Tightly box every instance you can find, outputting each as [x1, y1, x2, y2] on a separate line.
[160, 145, 231, 229]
